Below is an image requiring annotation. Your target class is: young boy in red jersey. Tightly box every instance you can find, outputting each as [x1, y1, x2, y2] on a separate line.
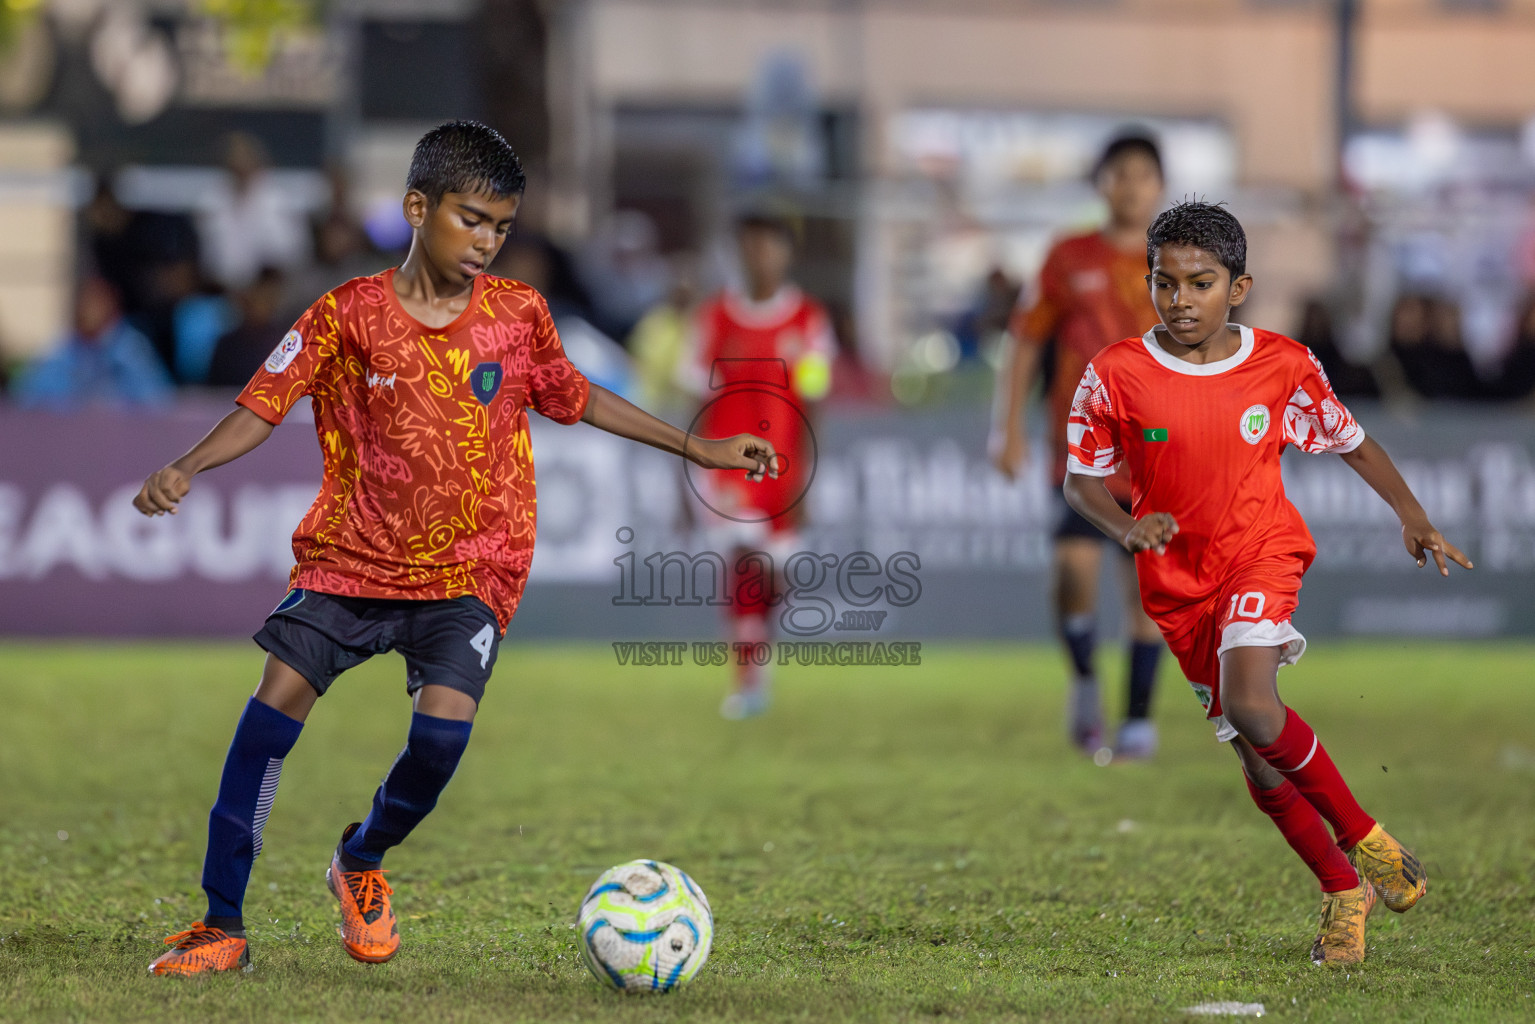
[1063, 201, 1471, 966]
[990, 133, 1168, 759]
[683, 209, 835, 719]
[133, 122, 777, 975]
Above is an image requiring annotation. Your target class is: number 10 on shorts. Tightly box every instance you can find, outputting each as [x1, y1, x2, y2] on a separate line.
[1227, 591, 1266, 622]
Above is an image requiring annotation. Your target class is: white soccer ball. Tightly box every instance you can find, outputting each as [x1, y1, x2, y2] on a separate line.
[575, 859, 713, 993]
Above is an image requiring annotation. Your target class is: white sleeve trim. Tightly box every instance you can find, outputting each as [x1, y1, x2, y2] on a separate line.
[1331, 425, 1365, 454]
[1066, 454, 1120, 477]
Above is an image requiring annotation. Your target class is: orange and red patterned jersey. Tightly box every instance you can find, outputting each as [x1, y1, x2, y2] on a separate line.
[1012, 231, 1160, 500]
[686, 285, 834, 529]
[237, 269, 590, 629]
[1064, 325, 1363, 633]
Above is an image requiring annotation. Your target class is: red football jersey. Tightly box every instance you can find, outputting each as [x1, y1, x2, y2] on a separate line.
[686, 285, 834, 528]
[1064, 325, 1363, 631]
[237, 269, 591, 629]
[1012, 231, 1160, 499]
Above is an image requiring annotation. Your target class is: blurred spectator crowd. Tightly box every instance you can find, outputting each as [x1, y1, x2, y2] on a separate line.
[4, 130, 1535, 412]
[953, 270, 1535, 408]
[9, 132, 382, 410]
[1297, 293, 1535, 404]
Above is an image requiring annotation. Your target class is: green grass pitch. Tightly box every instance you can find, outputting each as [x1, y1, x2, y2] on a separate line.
[1, 641, 1532, 1022]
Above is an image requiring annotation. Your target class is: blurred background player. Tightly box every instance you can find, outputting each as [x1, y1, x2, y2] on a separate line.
[683, 208, 835, 719]
[988, 132, 1168, 759]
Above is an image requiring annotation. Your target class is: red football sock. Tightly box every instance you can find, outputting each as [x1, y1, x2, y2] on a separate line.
[1252, 708, 1376, 850]
[729, 612, 769, 693]
[728, 550, 775, 694]
[1245, 775, 1359, 892]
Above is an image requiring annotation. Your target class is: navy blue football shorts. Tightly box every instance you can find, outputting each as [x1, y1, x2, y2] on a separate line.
[254, 588, 502, 703]
[1054, 493, 1135, 544]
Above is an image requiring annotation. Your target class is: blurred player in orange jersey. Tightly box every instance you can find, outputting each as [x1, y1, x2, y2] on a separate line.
[133, 122, 777, 975]
[989, 132, 1168, 759]
[683, 209, 835, 719]
[1064, 200, 1469, 965]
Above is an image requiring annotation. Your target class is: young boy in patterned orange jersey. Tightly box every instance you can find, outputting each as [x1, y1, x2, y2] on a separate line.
[1063, 201, 1471, 966]
[135, 122, 777, 974]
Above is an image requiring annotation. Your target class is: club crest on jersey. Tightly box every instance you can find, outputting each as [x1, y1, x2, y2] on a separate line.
[1239, 404, 1271, 445]
[471, 361, 504, 405]
[264, 330, 303, 373]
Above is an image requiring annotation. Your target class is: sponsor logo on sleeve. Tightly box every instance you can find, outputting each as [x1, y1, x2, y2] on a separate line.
[1239, 404, 1271, 445]
[265, 330, 304, 373]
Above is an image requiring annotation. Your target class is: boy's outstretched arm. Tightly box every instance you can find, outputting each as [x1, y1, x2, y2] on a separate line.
[579, 384, 779, 481]
[1339, 435, 1472, 575]
[1063, 473, 1178, 555]
[133, 406, 275, 517]
[987, 330, 1044, 480]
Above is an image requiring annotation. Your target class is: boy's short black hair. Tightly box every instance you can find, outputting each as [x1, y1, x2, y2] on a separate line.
[1146, 200, 1247, 279]
[406, 120, 526, 203]
[734, 201, 802, 246]
[1092, 130, 1163, 182]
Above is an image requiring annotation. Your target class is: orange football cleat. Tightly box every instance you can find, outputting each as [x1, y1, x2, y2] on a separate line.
[147, 922, 251, 975]
[1349, 823, 1428, 913]
[1310, 876, 1376, 966]
[326, 825, 400, 964]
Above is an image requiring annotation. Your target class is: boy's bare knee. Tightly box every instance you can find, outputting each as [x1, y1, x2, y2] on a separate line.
[1223, 698, 1284, 747]
[1053, 539, 1103, 616]
[1231, 737, 1285, 788]
[1219, 645, 1285, 746]
[253, 655, 318, 721]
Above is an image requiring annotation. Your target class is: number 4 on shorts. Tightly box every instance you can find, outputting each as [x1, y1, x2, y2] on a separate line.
[469, 623, 496, 669]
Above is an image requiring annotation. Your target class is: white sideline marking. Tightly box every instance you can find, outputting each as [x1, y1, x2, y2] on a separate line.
[1184, 1002, 1266, 1017]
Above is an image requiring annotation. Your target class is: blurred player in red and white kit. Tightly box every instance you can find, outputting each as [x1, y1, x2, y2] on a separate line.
[990, 132, 1167, 759]
[1063, 201, 1472, 966]
[683, 209, 835, 719]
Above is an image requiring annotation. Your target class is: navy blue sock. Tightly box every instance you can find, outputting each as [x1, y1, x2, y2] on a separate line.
[1126, 640, 1163, 720]
[343, 712, 473, 865]
[202, 698, 304, 922]
[1060, 613, 1096, 680]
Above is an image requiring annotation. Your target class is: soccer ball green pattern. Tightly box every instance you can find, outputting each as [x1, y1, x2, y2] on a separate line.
[575, 860, 713, 992]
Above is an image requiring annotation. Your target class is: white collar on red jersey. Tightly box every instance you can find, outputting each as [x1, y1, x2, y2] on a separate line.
[1140, 323, 1255, 376]
[722, 284, 804, 328]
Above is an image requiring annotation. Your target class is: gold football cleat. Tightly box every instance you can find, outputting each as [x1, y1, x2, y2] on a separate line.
[1311, 879, 1376, 966]
[1349, 824, 1428, 913]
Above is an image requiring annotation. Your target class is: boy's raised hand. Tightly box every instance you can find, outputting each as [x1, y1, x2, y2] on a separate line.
[1402, 517, 1473, 576]
[687, 434, 780, 482]
[134, 463, 192, 517]
[1124, 512, 1179, 555]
